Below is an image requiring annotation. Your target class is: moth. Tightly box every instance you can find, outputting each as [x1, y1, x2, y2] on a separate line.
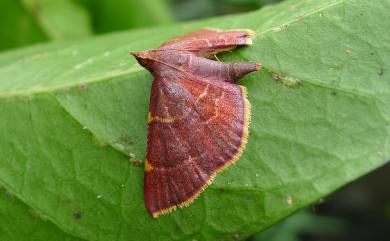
[131, 28, 261, 218]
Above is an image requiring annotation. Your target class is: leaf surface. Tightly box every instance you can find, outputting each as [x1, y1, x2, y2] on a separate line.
[0, 0, 389, 240]
[0, 186, 84, 241]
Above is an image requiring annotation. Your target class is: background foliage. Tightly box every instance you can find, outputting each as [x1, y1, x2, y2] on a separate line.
[0, 0, 389, 241]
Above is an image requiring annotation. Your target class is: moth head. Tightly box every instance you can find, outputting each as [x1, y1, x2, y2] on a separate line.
[131, 49, 190, 70]
[131, 50, 152, 68]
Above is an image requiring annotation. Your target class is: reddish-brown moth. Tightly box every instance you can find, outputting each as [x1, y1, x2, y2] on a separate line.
[131, 28, 261, 218]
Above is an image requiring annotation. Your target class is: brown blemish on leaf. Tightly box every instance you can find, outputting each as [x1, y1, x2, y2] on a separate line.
[272, 72, 301, 87]
[92, 134, 106, 148]
[79, 84, 88, 91]
[131, 159, 144, 167]
[345, 49, 352, 55]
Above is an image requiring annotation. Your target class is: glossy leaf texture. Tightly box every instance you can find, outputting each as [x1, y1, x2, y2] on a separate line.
[0, 0, 389, 240]
[0, 0, 93, 51]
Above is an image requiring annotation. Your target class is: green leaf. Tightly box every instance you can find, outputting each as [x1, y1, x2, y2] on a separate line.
[0, 0, 389, 240]
[0, 186, 84, 241]
[0, 0, 92, 51]
[80, 0, 173, 33]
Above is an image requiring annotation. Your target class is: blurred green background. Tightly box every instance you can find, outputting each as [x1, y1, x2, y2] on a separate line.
[0, 0, 282, 52]
[0, 0, 389, 240]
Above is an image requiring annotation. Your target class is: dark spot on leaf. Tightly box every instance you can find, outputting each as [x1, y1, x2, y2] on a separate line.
[79, 84, 88, 91]
[73, 211, 82, 220]
[175, 224, 181, 233]
[331, 90, 337, 96]
[378, 67, 384, 76]
[217, 188, 225, 193]
[370, 52, 375, 55]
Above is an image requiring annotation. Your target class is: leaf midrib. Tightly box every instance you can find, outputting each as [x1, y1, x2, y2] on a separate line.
[0, 0, 347, 98]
